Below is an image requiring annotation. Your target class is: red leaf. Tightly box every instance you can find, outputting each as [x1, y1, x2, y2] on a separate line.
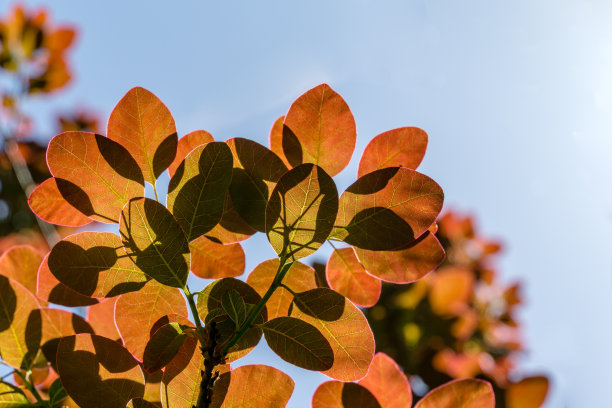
[86, 298, 121, 341]
[326, 247, 381, 307]
[28, 178, 92, 226]
[357, 353, 412, 408]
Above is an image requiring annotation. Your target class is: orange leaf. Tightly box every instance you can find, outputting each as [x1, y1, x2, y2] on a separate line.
[357, 127, 428, 177]
[38, 307, 93, 367]
[205, 193, 256, 244]
[57, 334, 145, 408]
[168, 130, 214, 178]
[160, 336, 201, 408]
[415, 379, 495, 408]
[115, 280, 188, 361]
[357, 352, 412, 408]
[47, 131, 144, 223]
[283, 84, 356, 176]
[28, 178, 92, 226]
[429, 267, 474, 316]
[290, 288, 374, 381]
[326, 247, 381, 307]
[210, 365, 294, 408]
[0, 245, 42, 296]
[333, 167, 444, 251]
[354, 231, 445, 283]
[190, 236, 245, 279]
[86, 298, 121, 341]
[311, 381, 380, 408]
[107, 87, 177, 184]
[506, 376, 549, 408]
[268, 115, 292, 168]
[37, 253, 99, 307]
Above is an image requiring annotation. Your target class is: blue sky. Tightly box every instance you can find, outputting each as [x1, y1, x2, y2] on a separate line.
[4, 1, 612, 406]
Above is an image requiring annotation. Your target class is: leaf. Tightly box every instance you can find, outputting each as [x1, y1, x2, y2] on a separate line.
[0, 275, 41, 369]
[39, 308, 93, 367]
[48, 378, 69, 406]
[160, 336, 202, 408]
[290, 288, 374, 381]
[142, 322, 188, 373]
[0, 245, 42, 296]
[47, 231, 147, 297]
[357, 353, 412, 408]
[353, 231, 445, 283]
[222, 290, 247, 326]
[263, 316, 333, 371]
[142, 369, 164, 407]
[268, 115, 292, 168]
[266, 163, 338, 261]
[326, 247, 381, 307]
[0, 382, 28, 406]
[210, 365, 294, 408]
[196, 278, 265, 362]
[115, 280, 188, 361]
[168, 130, 214, 178]
[311, 381, 381, 408]
[506, 376, 549, 408]
[47, 131, 145, 223]
[86, 298, 121, 341]
[167, 142, 233, 241]
[37, 253, 99, 307]
[190, 235, 245, 279]
[357, 127, 428, 177]
[414, 379, 495, 408]
[205, 194, 256, 244]
[332, 167, 444, 250]
[246, 259, 318, 319]
[126, 398, 161, 408]
[107, 87, 178, 184]
[283, 83, 356, 176]
[57, 334, 145, 408]
[120, 197, 190, 289]
[28, 178, 92, 226]
[429, 267, 474, 316]
[226, 137, 288, 231]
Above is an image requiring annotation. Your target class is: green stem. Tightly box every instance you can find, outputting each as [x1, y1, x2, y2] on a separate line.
[222, 259, 294, 354]
[153, 183, 160, 202]
[13, 370, 43, 404]
[183, 286, 204, 338]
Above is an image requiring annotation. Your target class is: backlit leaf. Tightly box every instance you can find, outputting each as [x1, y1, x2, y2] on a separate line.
[290, 288, 374, 381]
[414, 379, 495, 408]
[86, 298, 121, 341]
[263, 316, 333, 371]
[326, 247, 381, 307]
[47, 231, 147, 297]
[107, 87, 177, 184]
[332, 167, 443, 250]
[39, 308, 93, 367]
[142, 322, 188, 373]
[506, 376, 549, 408]
[37, 253, 99, 307]
[429, 267, 474, 316]
[190, 235, 245, 279]
[0, 245, 42, 296]
[210, 365, 294, 408]
[246, 259, 318, 319]
[168, 130, 214, 178]
[120, 197, 190, 289]
[0, 382, 28, 405]
[115, 280, 188, 361]
[357, 127, 428, 177]
[127, 398, 160, 408]
[226, 137, 288, 231]
[0, 276, 41, 368]
[268, 115, 292, 168]
[354, 231, 445, 283]
[205, 194, 256, 244]
[167, 142, 233, 241]
[283, 84, 356, 176]
[266, 163, 338, 261]
[57, 334, 145, 408]
[160, 336, 201, 408]
[311, 381, 380, 408]
[222, 289, 247, 326]
[357, 352, 412, 408]
[47, 131, 145, 223]
[28, 178, 92, 226]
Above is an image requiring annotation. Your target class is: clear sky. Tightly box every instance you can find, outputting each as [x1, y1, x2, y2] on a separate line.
[4, 1, 612, 406]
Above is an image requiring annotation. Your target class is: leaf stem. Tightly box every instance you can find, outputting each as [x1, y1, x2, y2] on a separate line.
[183, 286, 204, 338]
[222, 258, 293, 355]
[153, 182, 160, 202]
[13, 369, 43, 404]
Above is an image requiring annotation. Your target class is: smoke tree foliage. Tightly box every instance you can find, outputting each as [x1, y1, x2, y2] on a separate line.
[0, 80, 504, 408]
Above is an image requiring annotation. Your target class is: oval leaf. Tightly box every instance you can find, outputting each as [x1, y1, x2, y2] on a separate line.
[28, 178, 92, 226]
[506, 376, 549, 408]
[357, 352, 412, 408]
[263, 316, 333, 371]
[86, 298, 121, 341]
[167, 142, 233, 241]
[326, 247, 381, 307]
[47, 131, 145, 223]
[222, 289, 247, 326]
[290, 288, 374, 381]
[57, 334, 145, 408]
[160, 336, 202, 408]
[415, 379, 495, 408]
[115, 280, 188, 361]
[120, 197, 190, 289]
[312, 381, 380, 408]
[268, 115, 293, 168]
[283, 83, 356, 176]
[37, 253, 99, 307]
[0, 245, 42, 296]
[48, 231, 147, 298]
[107, 87, 177, 184]
[354, 231, 445, 283]
[333, 167, 443, 250]
[226, 137, 288, 231]
[142, 322, 188, 373]
[168, 130, 214, 178]
[266, 163, 338, 261]
[190, 235, 245, 279]
[358, 127, 428, 177]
